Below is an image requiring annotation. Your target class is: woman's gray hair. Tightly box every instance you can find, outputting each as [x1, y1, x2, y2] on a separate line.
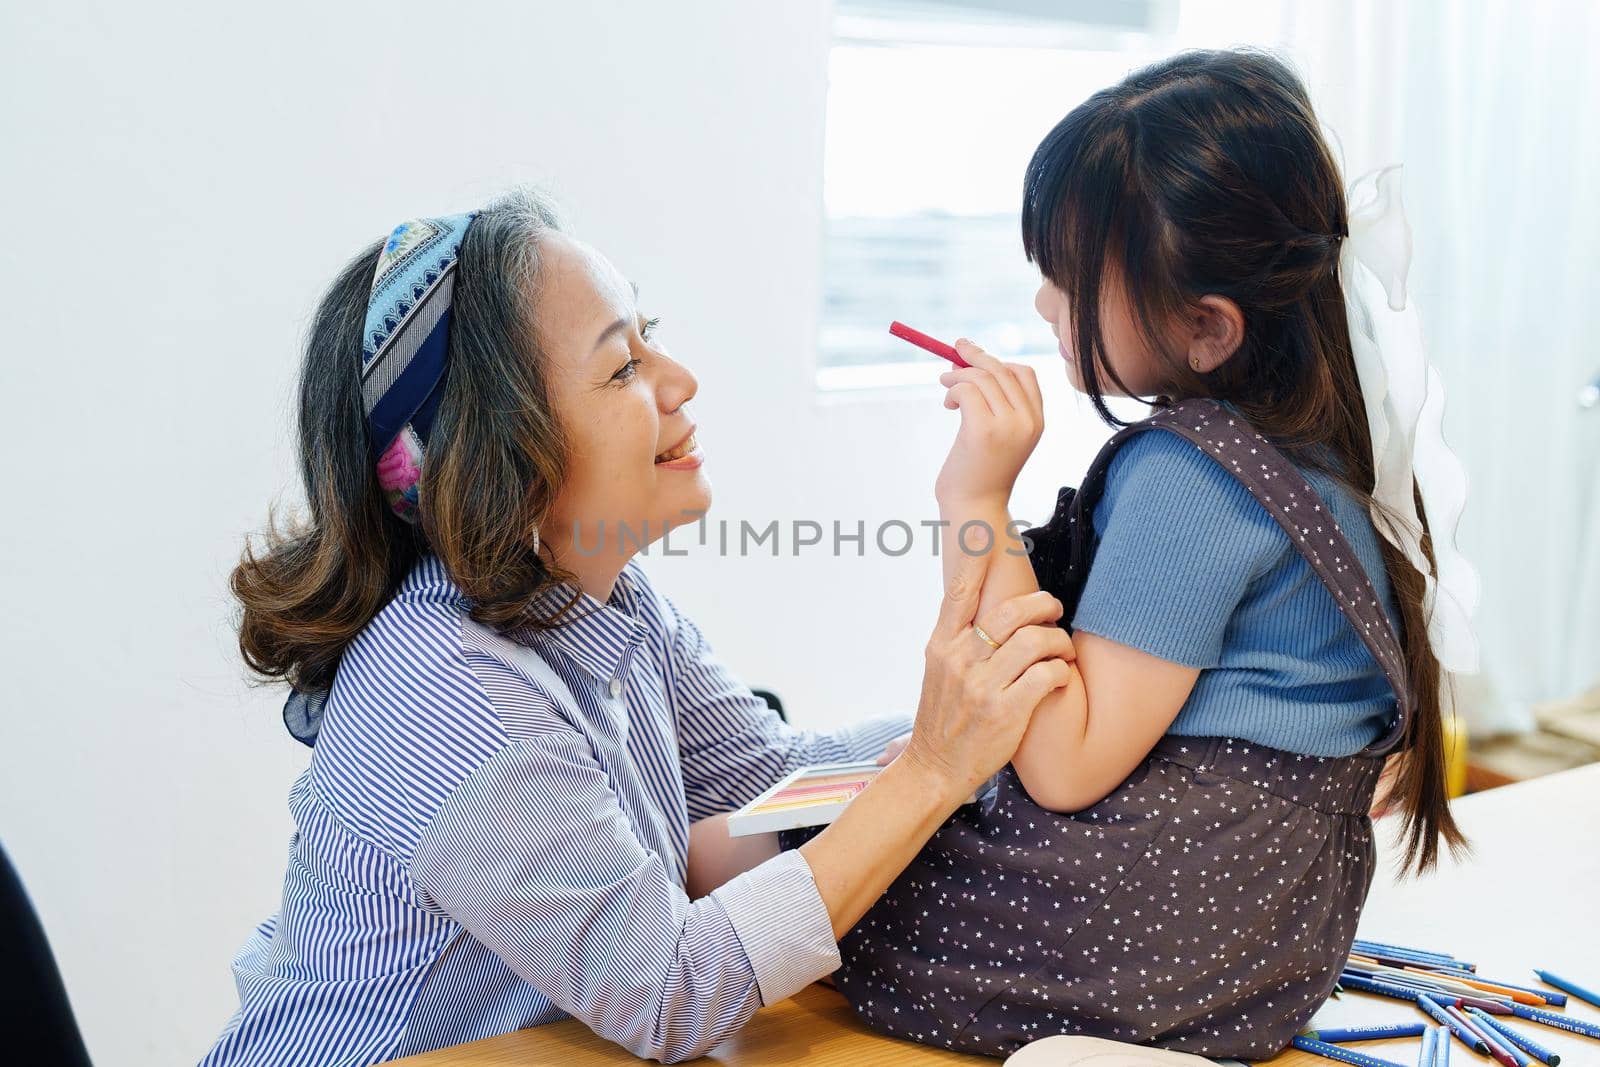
[451, 186, 567, 367]
[237, 186, 582, 720]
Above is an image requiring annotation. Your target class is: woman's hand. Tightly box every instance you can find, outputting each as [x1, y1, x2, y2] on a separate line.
[933, 339, 1046, 508]
[799, 549, 1076, 938]
[899, 549, 1077, 799]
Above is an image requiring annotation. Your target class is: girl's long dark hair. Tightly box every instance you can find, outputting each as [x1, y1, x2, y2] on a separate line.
[1023, 48, 1463, 873]
[231, 188, 579, 700]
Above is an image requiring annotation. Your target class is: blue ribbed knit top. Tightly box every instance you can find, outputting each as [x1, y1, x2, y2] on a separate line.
[1071, 429, 1401, 757]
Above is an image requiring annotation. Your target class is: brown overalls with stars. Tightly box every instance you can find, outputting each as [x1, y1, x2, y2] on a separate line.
[789, 399, 1411, 1060]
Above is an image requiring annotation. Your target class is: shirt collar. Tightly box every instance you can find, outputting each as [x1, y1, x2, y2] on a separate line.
[511, 567, 649, 685]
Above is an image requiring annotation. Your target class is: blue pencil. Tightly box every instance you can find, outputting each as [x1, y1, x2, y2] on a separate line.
[1338, 971, 1435, 1003]
[1533, 969, 1600, 1010]
[1434, 1024, 1451, 1067]
[1355, 946, 1480, 973]
[1473, 1012, 1563, 1066]
[1353, 939, 1465, 964]
[1508, 1000, 1600, 1040]
[1472, 1013, 1534, 1067]
[1449, 1004, 1521, 1067]
[1353, 943, 1478, 972]
[1417, 994, 1490, 1054]
[1307, 1024, 1429, 1043]
[1291, 1035, 1411, 1067]
[1467, 1008, 1558, 1067]
[1418, 1024, 1438, 1067]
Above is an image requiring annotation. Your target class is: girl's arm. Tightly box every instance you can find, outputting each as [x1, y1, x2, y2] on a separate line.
[1009, 631, 1198, 811]
[685, 813, 779, 900]
[936, 340, 1200, 812]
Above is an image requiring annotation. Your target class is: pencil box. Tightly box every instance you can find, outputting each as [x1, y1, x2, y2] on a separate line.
[727, 762, 885, 837]
[729, 761, 978, 837]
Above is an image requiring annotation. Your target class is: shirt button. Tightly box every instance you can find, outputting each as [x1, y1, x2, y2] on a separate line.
[608, 677, 623, 699]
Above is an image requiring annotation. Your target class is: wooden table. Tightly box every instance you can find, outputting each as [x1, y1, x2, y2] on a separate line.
[396, 764, 1600, 1066]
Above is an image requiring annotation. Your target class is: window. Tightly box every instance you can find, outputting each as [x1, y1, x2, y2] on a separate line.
[818, 0, 1266, 389]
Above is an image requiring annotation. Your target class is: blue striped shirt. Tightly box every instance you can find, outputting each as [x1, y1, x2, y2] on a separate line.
[201, 554, 908, 1065]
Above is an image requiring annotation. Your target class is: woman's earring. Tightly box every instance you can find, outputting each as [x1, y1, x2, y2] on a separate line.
[1190, 355, 1203, 371]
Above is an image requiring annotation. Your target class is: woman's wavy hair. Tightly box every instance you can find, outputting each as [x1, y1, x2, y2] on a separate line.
[232, 187, 580, 699]
[1022, 48, 1463, 873]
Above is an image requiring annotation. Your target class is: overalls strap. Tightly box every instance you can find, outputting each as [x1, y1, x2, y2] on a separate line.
[1025, 398, 1411, 756]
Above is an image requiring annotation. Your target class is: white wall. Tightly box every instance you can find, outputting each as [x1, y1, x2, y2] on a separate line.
[0, 3, 1112, 1064]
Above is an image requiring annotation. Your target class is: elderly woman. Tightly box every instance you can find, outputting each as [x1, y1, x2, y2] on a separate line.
[201, 190, 1074, 1065]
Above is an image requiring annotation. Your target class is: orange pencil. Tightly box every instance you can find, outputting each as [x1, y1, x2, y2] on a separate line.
[1347, 954, 1549, 1006]
[1408, 970, 1549, 1006]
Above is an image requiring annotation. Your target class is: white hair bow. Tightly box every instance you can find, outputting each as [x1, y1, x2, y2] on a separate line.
[1341, 164, 1480, 675]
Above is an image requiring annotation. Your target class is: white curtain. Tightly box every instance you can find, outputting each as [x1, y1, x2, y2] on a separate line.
[1281, 0, 1600, 731]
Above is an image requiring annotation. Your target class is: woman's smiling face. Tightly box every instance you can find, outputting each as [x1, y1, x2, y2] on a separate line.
[535, 232, 710, 578]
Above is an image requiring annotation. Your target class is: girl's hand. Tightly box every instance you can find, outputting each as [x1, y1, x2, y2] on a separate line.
[934, 339, 1045, 508]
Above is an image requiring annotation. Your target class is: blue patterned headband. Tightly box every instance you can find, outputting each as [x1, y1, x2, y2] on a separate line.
[281, 212, 477, 748]
[361, 212, 477, 524]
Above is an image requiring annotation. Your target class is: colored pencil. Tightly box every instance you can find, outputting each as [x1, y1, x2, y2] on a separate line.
[1434, 1024, 1451, 1067]
[1395, 969, 1550, 1007]
[888, 321, 969, 368]
[1442, 977, 1557, 1008]
[1347, 965, 1514, 1007]
[1418, 1024, 1438, 1067]
[1291, 1035, 1411, 1067]
[1456, 995, 1514, 1015]
[1345, 942, 1580, 1018]
[1347, 957, 1541, 1005]
[1466, 1008, 1547, 1067]
[1471, 1011, 1563, 1066]
[1507, 1001, 1600, 1040]
[1532, 970, 1600, 1010]
[1306, 1024, 1428, 1043]
[1353, 941, 1477, 970]
[1460, 979, 1566, 1009]
[1417, 994, 1490, 1054]
[1406, 969, 1555, 1007]
[1353, 939, 1466, 963]
[1353, 949, 1481, 974]
[1338, 971, 1434, 1003]
[1448, 1005, 1519, 1067]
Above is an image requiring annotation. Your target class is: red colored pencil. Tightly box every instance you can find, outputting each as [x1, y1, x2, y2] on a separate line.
[889, 321, 970, 368]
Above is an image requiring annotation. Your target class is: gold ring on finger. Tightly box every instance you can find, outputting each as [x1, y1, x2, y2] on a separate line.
[972, 623, 1002, 650]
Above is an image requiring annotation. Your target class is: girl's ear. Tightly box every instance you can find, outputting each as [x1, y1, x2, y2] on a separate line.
[1184, 294, 1245, 374]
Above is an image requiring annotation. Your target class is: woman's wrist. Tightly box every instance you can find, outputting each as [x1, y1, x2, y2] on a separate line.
[893, 741, 985, 810]
[800, 747, 972, 938]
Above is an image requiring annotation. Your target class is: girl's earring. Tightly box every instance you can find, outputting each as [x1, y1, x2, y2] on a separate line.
[1190, 355, 1203, 371]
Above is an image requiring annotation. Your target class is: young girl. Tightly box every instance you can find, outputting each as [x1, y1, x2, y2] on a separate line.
[827, 49, 1470, 1059]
